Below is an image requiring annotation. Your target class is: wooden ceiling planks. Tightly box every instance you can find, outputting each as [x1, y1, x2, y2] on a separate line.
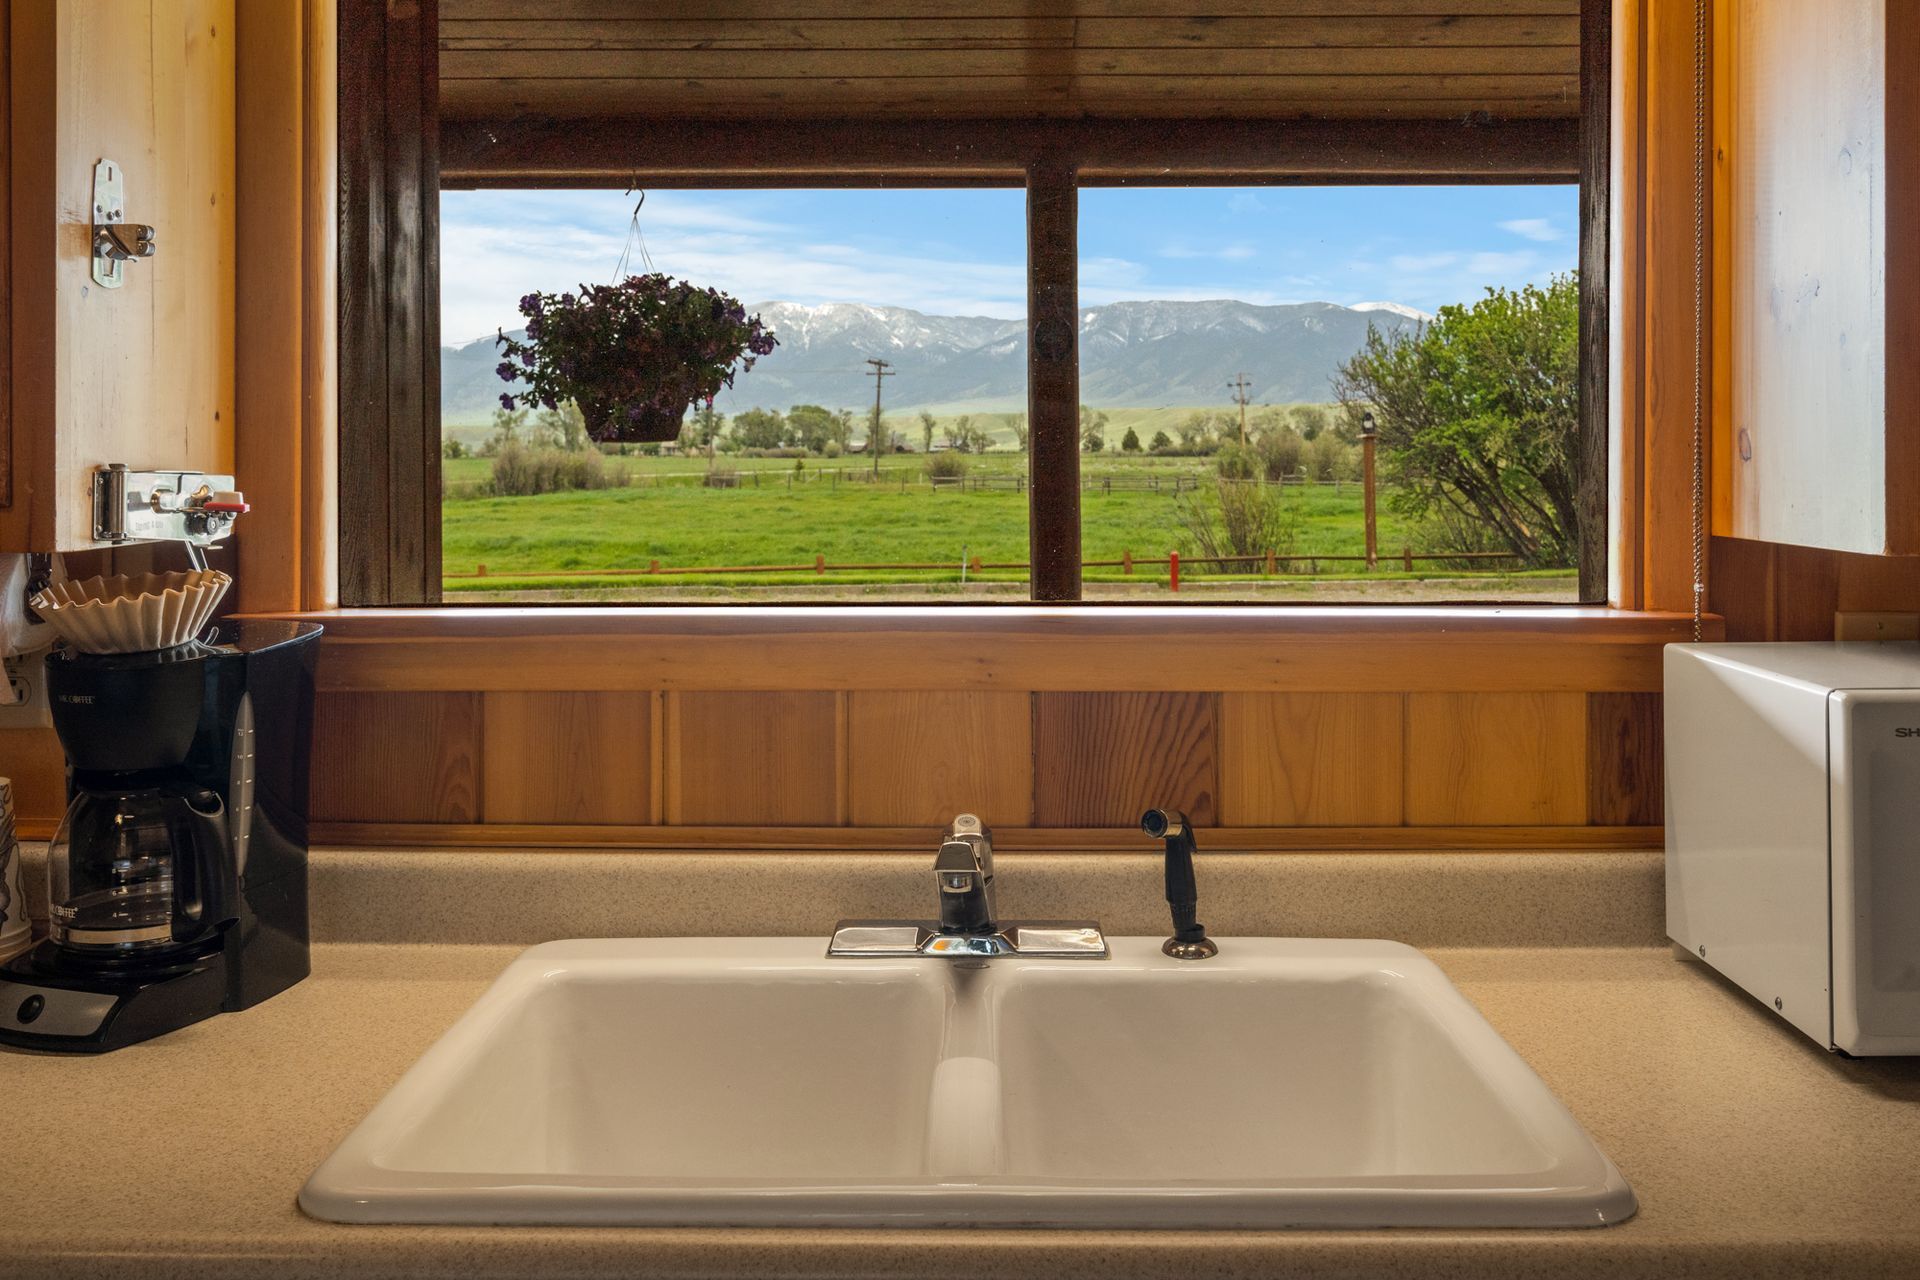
[438, 2, 1581, 122]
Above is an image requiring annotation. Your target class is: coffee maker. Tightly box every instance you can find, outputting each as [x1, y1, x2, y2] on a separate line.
[0, 619, 322, 1052]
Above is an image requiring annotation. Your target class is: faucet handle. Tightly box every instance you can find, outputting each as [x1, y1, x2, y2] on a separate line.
[943, 813, 993, 873]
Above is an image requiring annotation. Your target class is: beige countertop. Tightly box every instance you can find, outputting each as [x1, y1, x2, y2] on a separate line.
[5, 940, 1920, 1279]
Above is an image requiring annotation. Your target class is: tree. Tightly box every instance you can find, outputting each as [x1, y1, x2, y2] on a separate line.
[1121, 426, 1142, 452]
[829, 408, 856, 453]
[731, 407, 787, 450]
[484, 405, 529, 457]
[442, 436, 469, 460]
[786, 404, 838, 453]
[943, 414, 973, 451]
[1006, 413, 1029, 451]
[1175, 412, 1215, 453]
[919, 410, 938, 454]
[1334, 274, 1580, 566]
[1079, 404, 1108, 453]
[1149, 429, 1173, 452]
[532, 401, 589, 451]
[1292, 405, 1330, 441]
[684, 404, 726, 454]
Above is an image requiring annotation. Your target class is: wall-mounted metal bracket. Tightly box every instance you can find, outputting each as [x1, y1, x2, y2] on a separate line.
[91, 159, 157, 289]
[91, 464, 248, 546]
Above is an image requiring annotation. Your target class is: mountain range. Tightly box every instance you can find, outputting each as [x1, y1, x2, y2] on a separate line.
[441, 298, 1428, 424]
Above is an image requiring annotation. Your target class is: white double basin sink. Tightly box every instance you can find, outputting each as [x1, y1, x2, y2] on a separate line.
[301, 937, 1635, 1229]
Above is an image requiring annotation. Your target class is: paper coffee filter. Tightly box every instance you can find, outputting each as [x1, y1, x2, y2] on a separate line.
[28, 569, 231, 654]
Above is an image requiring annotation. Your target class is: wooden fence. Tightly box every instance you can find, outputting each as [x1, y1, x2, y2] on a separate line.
[445, 548, 1526, 582]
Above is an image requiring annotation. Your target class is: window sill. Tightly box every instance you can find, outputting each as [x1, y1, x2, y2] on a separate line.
[258, 605, 1717, 694]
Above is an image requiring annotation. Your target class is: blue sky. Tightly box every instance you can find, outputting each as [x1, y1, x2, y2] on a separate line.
[441, 185, 1577, 346]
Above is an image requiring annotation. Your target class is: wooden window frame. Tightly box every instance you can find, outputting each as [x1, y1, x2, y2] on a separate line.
[339, 2, 1612, 608]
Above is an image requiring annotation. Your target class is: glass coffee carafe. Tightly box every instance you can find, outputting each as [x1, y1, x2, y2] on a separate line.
[46, 783, 232, 955]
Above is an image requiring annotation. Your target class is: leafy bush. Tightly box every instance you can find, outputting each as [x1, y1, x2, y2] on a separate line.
[925, 451, 970, 481]
[1305, 432, 1354, 482]
[487, 442, 626, 496]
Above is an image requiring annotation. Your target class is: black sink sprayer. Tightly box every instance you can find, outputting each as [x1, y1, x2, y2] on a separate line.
[1140, 809, 1218, 960]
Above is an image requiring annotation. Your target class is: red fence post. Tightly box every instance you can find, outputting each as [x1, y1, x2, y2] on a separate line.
[1169, 551, 1180, 593]
[815, 554, 826, 575]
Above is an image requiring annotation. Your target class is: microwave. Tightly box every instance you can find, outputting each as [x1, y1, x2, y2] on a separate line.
[1666, 642, 1920, 1055]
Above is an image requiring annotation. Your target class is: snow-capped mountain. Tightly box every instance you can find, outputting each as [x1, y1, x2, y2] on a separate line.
[442, 298, 1424, 421]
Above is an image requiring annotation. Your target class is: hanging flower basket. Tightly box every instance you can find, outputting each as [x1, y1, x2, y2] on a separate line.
[494, 274, 778, 444]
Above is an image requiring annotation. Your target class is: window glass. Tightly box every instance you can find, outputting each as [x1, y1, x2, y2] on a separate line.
[1075, 185, 1584, 604]
[439, 188, 1029, 603]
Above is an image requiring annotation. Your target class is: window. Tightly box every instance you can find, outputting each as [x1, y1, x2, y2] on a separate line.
[438, 188, 1029, 604]
[341, 2, 1603, 607]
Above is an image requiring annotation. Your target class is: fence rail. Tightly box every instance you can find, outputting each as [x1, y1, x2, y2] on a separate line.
[445, 547, 1528, 582]
[444, 466, 1361, 501]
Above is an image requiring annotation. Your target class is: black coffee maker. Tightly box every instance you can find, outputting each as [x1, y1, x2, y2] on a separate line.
[0, 619, 322, 1052]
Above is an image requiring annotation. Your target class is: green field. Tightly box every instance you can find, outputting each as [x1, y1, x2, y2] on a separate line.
[440, 449, 1576, 600]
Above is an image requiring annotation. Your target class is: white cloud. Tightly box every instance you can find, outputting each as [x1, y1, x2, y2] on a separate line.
[1158, 241, 1259, 262]
[1225, 192, 1268, 214]
[440, 191, 1028, 343]
[1499, 217, 1563, 243]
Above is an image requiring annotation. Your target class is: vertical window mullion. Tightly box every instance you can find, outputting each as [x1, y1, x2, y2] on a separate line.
[1026, 156, 1081, 602]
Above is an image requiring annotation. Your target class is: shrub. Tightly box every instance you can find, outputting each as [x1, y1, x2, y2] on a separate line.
[822, 441, 843, 458]
[487, 442, 624, 496]
[1305, 432, 1353, 482]
[1178, 479, 1297, 566]
[925, 451, 970, 482]
[1254, 426, 1305, 482]
[1214, 443, 1258, 481]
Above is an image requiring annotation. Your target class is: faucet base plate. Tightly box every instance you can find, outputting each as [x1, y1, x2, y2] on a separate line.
[828, 921, 1108, 959]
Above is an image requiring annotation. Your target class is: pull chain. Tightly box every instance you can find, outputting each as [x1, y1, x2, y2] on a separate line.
[1691, 0, 1709, 643]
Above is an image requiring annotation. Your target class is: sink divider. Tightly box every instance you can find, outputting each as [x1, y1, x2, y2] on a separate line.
[923, 966, 1006, 1180]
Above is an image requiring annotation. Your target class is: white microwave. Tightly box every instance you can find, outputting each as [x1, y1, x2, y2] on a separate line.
[1666, 642, 1920, 1055]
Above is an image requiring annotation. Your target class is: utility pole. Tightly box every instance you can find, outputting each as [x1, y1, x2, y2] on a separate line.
[865, 358, 894, 475]
[1228, 373, 1252, 446]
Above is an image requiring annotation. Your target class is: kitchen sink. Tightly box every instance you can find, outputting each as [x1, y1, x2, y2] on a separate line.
[300, 937, 1635, 1229]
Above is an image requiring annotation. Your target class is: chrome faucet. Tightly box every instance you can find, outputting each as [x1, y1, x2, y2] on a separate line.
[933, 813, 997, 934]
[828, 814, 1107, 959]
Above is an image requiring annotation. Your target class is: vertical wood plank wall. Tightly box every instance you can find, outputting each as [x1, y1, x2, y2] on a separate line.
[1711, 535, 1920, 642]
[286, 686, 1664, 842]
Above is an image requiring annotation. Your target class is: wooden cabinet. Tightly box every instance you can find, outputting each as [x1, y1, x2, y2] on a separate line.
[1727, 0, 1920, 556]
[1, 0, 233, 553]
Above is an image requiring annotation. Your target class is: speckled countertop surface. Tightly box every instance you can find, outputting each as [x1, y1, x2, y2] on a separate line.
[5, 938, 1920, 1280]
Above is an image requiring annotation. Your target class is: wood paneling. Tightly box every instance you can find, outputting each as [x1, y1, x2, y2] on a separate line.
[1220, 693, 1404, 826]
[1405, 692, 1587, 825]
[1586, 691, 1662, 827]
[0, 726, 66, 833]
[291, 607, 1708, 694]
[0, 0, 235, 552]
[1710, 533, 1920, 643]
[1, 0, 11, 511]
[338, 0, 440, 604]
[235, 0, 337, 612]
[667, 691, 841, 826]
[846, 691, 1033, 828]
[437, 3, 1581, 122]
[1033, 692, 1217, 826]
[482, 691, 653, 825]
[1728, 0, 1920, 556]
[443, 116, 1580, 187]
[311, 690, 481, 823]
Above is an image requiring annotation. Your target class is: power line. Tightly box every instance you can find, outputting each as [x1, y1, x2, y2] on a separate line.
[866, 357, 895, 475]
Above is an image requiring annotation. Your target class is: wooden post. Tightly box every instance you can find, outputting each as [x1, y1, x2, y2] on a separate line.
[476, 563, 487, 577]
[649, 559, 660, 574]
[1264, 549, 1277, 576]
[1122, 549, 1133, 575]
[1169, 551, 1180, 593]
[1027, 154, 1081, 602]
[1361, 423, 1379, 569]
[815, 553, 825, 575]
[1403, 545, 1414, 572]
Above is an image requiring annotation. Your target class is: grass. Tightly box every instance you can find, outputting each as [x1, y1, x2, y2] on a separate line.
[438, 448, 1569, 601]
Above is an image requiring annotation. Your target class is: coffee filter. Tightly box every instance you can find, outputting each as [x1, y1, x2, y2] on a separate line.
[29, 570, 231, 654]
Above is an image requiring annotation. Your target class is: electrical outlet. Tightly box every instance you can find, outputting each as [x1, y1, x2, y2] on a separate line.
[0, 650, 53, 729]
[1833, 611, 1920, 642]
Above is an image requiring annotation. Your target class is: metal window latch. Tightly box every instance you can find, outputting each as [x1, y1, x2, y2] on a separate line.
[91, 159, 157, 289]
[92, 464, 248, 547]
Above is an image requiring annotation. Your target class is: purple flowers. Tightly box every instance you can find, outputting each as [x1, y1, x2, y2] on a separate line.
[493, 272, 779, 443]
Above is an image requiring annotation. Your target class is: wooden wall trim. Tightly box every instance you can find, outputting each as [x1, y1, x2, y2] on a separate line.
[337, 0, 440, 605]
[440, 116, 1581, 188]
[0, 0, 10, 511]
[276, 607, 1714, 694]
[308, 823, 1662, 853]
